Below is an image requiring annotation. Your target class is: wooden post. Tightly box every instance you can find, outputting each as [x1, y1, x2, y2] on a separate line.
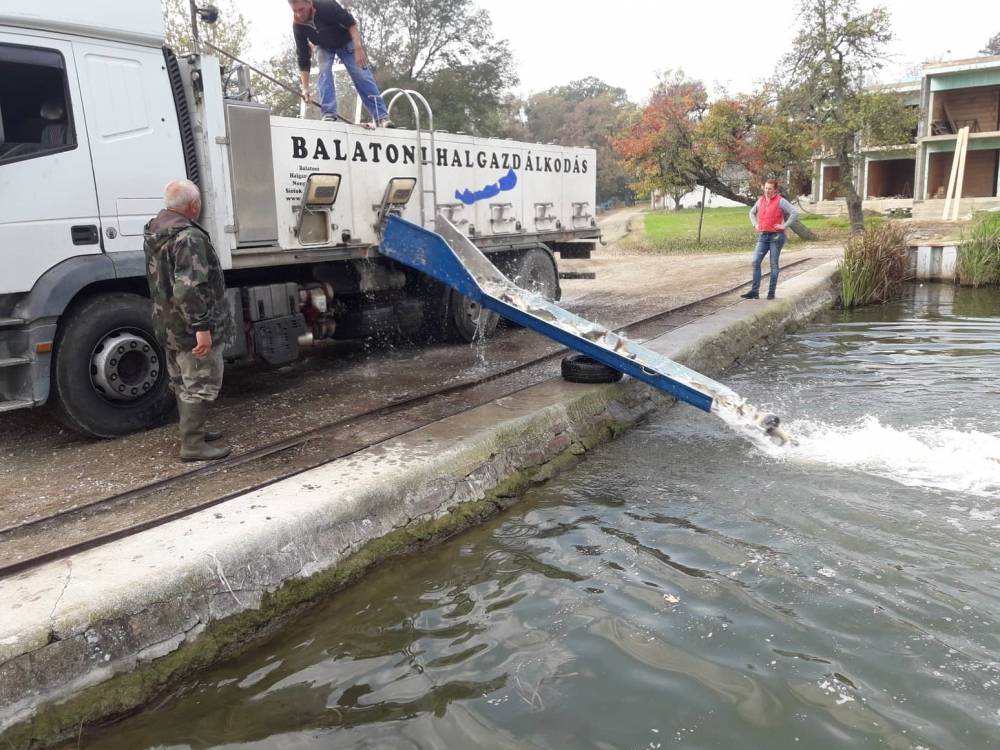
[696, 185, 707, 244]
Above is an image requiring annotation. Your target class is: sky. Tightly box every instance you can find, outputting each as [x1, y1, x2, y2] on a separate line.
[237, 0, 995, 101]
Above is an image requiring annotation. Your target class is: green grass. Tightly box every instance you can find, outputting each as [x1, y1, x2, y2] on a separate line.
[838, 221, 911, 308]
[957, 212, 1000, 287]
[627, 206, 872, 254]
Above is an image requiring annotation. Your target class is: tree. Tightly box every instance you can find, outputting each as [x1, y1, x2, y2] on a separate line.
[162, 0, 249, 58]
[980, 32, 1000, 56]
[348, 0, 518, 135]
[253, 42, 308, 118]
[696, 91, 813, 197]
[779, 0, 910, 232]
[612, 70, 705, 208]
[527, 78, 636, 203]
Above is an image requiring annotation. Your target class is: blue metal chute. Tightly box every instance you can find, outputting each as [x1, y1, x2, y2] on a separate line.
[380, 215, 750, 415]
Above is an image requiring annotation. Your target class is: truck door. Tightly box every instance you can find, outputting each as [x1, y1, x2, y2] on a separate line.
[0, 34, 101, 296]
[71, 39, 185, 254]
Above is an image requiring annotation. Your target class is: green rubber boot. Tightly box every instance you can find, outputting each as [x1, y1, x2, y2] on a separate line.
[178, 400, 231, 462]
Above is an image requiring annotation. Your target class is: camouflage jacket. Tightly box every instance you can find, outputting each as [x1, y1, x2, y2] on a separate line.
[143, 209, 234, 351]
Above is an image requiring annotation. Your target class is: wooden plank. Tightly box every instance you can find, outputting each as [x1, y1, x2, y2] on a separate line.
[941, 129, 963, 219]
[951, 127, 970, 221]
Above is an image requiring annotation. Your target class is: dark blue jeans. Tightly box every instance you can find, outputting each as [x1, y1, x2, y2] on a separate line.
[317, 43, 388, 121]
[751, 231, 786, 295]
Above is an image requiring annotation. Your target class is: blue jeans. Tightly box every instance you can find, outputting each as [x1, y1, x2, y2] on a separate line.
[317, 43, 388, 121]
[751, 231, 786, 295]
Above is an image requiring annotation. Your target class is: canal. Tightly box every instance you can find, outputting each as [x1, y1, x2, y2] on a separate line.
[88, 283, 1000, 749]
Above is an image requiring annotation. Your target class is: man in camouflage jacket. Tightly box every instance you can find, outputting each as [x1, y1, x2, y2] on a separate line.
[144, 179, 235, 461]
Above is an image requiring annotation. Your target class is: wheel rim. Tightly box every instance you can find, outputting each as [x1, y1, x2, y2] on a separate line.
[526, 266, 555, 297]
[462, 296, 483, 323]
[516, 254, 557, 300]
[461, 296, 496, 333]
[90, 329, 161, 402]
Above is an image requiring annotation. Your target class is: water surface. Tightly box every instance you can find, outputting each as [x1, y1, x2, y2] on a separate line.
[90, 284, 1000, 749]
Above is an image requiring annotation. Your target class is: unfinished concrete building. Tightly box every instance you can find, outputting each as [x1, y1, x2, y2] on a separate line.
[811, 55, 1000, 218]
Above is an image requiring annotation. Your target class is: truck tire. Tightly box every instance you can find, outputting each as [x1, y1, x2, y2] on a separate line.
[560, 353, 623, 384]
[445, 288, 500, 343]
[49, 292, 174, 438]
[498, 245, 561, 331]
[509, 247, 560, 301]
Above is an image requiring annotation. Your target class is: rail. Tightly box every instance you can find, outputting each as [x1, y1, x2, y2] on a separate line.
[0, 260, 813, 576]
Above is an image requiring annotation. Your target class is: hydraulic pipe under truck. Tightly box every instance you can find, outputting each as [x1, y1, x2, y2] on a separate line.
[380, 215, 790, 446]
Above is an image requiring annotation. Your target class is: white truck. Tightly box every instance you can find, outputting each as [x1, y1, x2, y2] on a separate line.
[0, 1, 598, 437]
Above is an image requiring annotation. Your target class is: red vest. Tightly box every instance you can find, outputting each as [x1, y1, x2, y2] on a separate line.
[756, 195, 785, 232]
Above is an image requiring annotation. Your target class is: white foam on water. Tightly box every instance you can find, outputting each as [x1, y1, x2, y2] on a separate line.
[710, 396, 790, 453]
[775, 415, 1000, 497]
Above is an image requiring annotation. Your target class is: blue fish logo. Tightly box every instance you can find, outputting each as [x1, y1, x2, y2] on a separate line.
[455, 168, 518, 206]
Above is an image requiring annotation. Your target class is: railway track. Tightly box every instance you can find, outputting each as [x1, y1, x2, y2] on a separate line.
[0, 260, 813, 577]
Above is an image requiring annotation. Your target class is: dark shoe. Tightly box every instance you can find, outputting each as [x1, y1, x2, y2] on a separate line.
[766, 293, 775, 300]
[740, 292, 759, 299]
[178, 400, 231, 462]
[205, 429, 223, 442]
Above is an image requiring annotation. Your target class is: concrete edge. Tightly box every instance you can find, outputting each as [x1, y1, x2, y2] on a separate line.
[0, 261, 840, 748]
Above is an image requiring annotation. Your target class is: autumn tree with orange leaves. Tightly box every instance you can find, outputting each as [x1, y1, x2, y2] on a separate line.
[615, 71, 818, 237]
[613, 70, 705, 209]
[697, 90, 814, 200]
[615, 71, 815, 204]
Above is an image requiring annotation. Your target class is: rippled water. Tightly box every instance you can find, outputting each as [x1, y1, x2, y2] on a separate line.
[90, 284, 1000, 750]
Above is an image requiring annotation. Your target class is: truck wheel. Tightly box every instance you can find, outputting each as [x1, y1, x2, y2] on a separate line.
[500, 246, 561, 331]
[445, 289, 500, 343]
[561, 353, 623, 384]
[49, 292, 174, 438]
[510, 247, 560, 301]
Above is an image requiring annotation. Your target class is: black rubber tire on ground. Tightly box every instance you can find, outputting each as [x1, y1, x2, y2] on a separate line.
[49, 292, 174, 438]
[508, 247, 560, 301]
[560, 354, 623, 384]
[444, 288, 500, 343]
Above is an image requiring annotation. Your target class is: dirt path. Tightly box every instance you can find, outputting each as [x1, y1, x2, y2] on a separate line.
[596, 206, 646, 244]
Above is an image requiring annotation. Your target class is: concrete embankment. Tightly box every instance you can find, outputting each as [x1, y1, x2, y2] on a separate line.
[0, 261, 839, 748]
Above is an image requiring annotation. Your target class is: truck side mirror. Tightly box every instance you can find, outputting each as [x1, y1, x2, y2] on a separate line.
[195, 4, 219, 24]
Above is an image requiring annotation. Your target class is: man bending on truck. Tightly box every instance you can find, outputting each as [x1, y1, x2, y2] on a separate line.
[289, 0, 390, 127]
[143, 180, 235, 462]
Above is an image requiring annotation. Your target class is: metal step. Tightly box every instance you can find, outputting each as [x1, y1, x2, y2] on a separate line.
[0, 317, 25, 329]
[0, 399, 33, 413]
[0, 356, 30, 369]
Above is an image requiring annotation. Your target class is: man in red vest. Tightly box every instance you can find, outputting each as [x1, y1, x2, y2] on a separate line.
[742, 178, 799, 299]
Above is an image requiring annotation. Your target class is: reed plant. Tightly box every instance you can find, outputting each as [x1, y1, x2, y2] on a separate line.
[838, 221, 911, 308]
[957, 212, 1000, 287]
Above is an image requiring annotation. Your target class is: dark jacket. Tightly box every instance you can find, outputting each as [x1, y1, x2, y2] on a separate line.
[293, 0, 357, 71]
[143, 209, 234, 351]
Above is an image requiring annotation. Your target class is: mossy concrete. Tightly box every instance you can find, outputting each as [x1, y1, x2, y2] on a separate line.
[0, 261, 839, 749]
